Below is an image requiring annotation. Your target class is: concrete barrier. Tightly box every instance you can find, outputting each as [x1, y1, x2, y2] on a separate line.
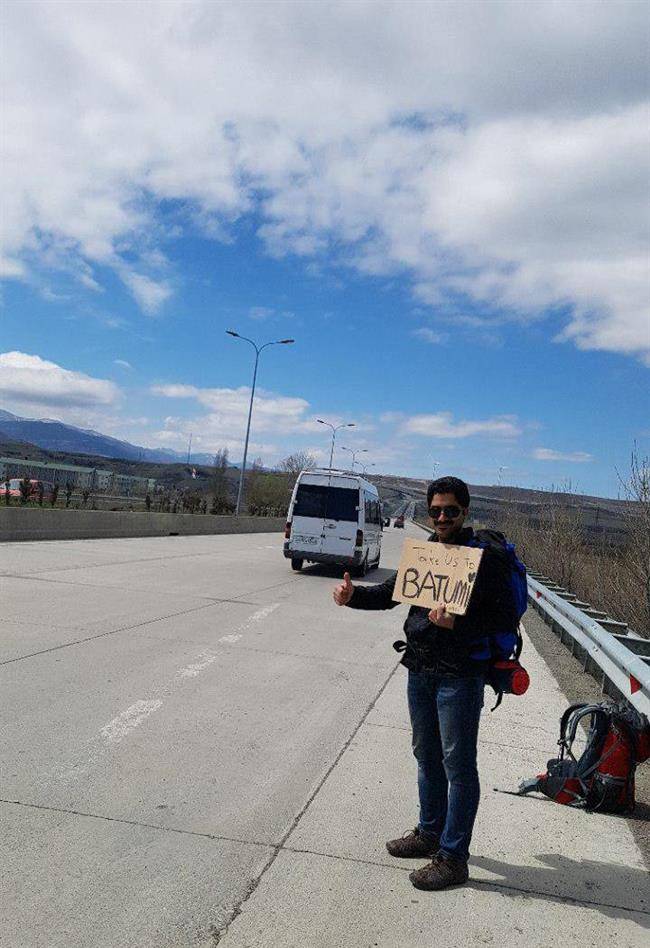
[0, 507, 285, 542]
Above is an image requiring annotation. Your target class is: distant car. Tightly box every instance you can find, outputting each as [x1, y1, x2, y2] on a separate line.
[394, 514, 405, 528]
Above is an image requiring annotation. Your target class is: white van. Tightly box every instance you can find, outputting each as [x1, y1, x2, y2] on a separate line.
[283, 469, 382, 575]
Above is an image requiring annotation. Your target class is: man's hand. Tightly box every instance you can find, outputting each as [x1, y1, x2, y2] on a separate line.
[428, 605, 455, 629]
[333, 571, 354, 606]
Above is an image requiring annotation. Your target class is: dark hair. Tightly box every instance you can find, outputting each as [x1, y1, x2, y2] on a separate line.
[427, 476, 470, 509]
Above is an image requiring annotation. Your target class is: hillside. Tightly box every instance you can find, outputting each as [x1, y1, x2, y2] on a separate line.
[372, 473, 633, 547]
[0, 410, 216, 465]
[0, 430, 240, 495]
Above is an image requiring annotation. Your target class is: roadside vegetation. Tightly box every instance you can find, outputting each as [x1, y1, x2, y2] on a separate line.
[0, 450, 318, 519]
[497, 447, 649, 637]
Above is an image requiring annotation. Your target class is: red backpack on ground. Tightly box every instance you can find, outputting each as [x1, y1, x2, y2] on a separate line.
[518, 702, 650, 814]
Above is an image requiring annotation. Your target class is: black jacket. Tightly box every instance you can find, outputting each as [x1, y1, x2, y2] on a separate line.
[347, 527, 518, 675]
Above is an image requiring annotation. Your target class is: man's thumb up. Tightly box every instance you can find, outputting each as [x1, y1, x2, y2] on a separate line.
[333, 571, 354, 606]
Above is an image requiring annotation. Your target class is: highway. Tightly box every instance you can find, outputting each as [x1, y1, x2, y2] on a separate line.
[2, 526, 408, 947]
[2, 526, 647, 947]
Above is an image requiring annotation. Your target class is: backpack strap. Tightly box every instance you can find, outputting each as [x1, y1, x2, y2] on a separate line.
[563, 704, 608, 748]
[559, 703, 588, 747]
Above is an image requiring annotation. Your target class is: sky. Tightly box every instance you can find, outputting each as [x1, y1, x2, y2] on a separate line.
[0, 0, 648, 498]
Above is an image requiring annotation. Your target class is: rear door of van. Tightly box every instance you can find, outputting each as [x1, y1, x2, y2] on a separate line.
[319, 481, 360, 561]
[289, 479, 326, 556]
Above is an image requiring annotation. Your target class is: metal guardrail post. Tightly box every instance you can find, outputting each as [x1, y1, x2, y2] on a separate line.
[527, 575, 649, 719]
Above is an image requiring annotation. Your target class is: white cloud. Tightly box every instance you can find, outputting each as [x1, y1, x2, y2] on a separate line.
[532, 447, 593, 463]
[148, 384, 384, 463]
[113, 359, 133, 370]
[412, 328, 447, 345]
[118, 270, 172, 314]
[249, 306, 274, 321]
[2, 1, 648, 355]
[403, 412, 521, 439]
[0, 351, 120, 408]
[151, 382, 320, 438]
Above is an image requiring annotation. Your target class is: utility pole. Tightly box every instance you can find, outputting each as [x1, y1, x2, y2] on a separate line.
[316, 419, 356, 470]
[341, 446, 368, 470]
[227, 330, 295, 515]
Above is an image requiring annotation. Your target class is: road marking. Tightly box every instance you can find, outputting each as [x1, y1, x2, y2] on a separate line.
[248, 603, 280, 626]
[186, 604, 280, 663]
[97, 604, 282, 749]
[100, 700, 163, 745]
[177, 650, 220, 676]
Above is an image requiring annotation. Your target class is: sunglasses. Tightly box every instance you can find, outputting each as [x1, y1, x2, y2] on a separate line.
[428, 505, 463, 520]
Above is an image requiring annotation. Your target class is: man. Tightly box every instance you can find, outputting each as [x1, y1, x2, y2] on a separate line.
[332, 476, 517, 891]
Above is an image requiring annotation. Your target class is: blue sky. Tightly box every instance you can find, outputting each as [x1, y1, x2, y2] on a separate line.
[1, 1, 648, 498]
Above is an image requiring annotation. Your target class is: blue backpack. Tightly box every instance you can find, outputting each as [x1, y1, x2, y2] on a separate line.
[469, 529, 529, 708]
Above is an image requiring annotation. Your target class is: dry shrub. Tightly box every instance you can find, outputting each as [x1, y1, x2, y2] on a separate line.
[501, 449, 649, 637]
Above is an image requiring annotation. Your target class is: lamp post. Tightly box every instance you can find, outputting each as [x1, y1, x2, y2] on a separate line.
[341, 446, 368, 471]
[316, 419, 355, 470]
[360, 462, 375, 476]
[226, 330, 294, 515]
[431, 460, 440, 479]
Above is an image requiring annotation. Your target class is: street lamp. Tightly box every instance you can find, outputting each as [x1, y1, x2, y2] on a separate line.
[341, 446, 368, 470]
[360, 462, 375, 476]
[226, 330, 294, 515]
[316, 419, 355, 470]
[431, 460, 440, 479]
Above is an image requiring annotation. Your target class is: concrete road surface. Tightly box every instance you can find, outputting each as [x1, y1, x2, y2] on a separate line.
[1, 525, 648, 947]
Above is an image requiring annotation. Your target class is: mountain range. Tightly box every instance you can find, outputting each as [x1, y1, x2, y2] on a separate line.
[0, 409, 217, 466]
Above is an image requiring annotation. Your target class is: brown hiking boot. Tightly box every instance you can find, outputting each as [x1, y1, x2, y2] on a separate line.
[409, 853, 469, 890]
[386, 827, 439, 859]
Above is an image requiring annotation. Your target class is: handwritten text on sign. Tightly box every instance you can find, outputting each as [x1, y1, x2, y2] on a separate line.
[392, 538, 484, 615]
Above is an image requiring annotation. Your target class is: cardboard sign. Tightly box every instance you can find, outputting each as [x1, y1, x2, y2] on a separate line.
[392, 538, 484, 615]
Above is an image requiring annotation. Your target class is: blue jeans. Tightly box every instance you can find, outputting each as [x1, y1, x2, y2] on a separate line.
[407, 670, 484, 863]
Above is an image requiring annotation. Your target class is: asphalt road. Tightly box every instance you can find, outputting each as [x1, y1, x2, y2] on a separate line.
[1, 525, 410, 947]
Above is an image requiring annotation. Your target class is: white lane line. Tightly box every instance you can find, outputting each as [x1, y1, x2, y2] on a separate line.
[183, 604, 279, 669]
[177, 649, 220, 677]
[98, 604, 282, 750]
[248, 603, 280, 628]
[100, 700, 163, 745]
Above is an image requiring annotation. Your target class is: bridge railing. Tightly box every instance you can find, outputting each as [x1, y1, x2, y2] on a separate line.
[527, 572, 650, 720]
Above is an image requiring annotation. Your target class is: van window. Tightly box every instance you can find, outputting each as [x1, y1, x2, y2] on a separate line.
[365, 494, 378, 525]
[365, 498, 379, 525]
[294, 483, 359, 521]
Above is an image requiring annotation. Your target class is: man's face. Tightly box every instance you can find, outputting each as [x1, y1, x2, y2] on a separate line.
[428, 491, 467, 541]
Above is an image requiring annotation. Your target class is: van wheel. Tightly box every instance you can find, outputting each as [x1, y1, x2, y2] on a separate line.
[355, 554, 369, 578]
[291, 558, 304, 571]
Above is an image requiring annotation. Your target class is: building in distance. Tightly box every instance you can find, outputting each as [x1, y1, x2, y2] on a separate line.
[0, 457, 155, 496]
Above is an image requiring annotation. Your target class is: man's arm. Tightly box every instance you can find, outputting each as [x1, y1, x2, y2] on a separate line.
[332, 571, 399, 610]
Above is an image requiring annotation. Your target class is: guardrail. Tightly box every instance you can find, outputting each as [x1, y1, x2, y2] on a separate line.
[527, 572, 650, 719]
